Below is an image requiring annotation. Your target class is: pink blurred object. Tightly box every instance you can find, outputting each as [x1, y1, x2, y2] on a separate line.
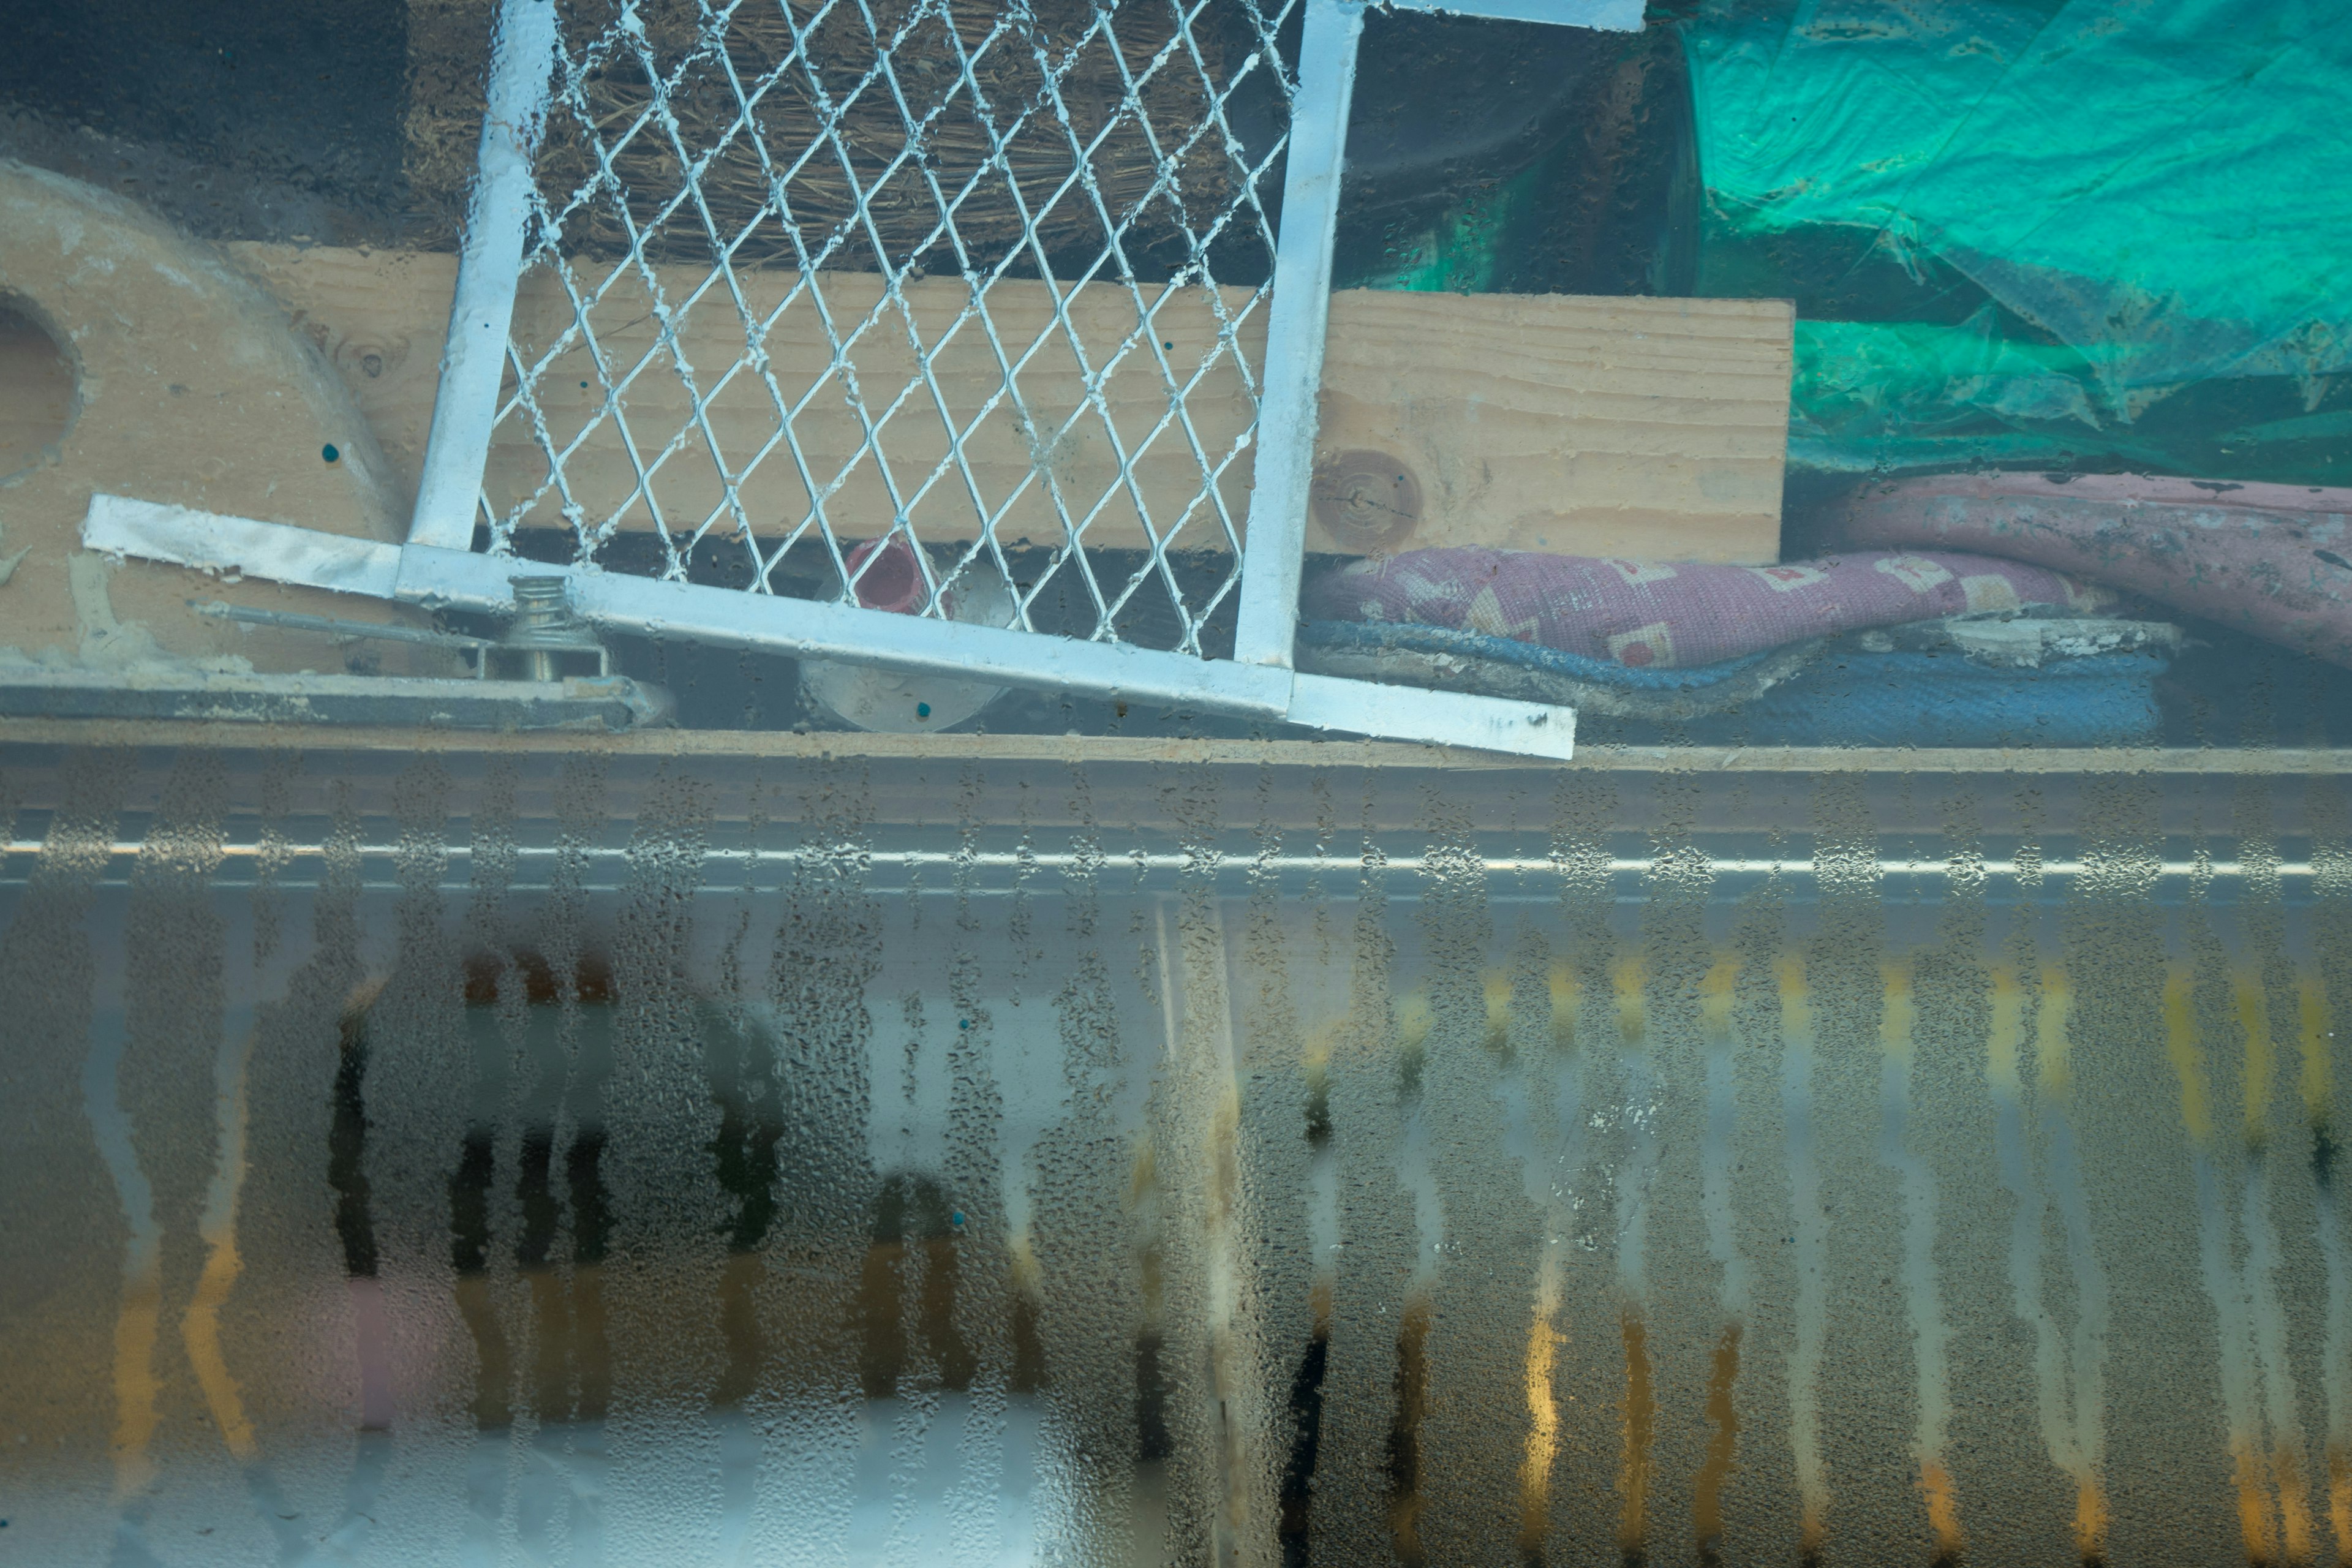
[1302, 548, 2119, 669]
[843, 536, 934, 616]
[1824, 472, 2352, 666]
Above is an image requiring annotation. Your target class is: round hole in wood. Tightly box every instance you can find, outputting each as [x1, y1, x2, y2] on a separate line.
[1310, 448, 1422, 554]
[0, 296, 76, 483]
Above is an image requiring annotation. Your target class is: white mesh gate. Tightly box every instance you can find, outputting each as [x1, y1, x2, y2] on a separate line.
[86, 0, 1640, 755]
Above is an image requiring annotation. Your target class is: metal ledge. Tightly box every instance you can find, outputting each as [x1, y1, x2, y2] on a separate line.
[2, 718, 2347, 774]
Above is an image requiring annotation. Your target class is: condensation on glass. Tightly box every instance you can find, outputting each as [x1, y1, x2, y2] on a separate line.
[2, 742, 2348, 1566]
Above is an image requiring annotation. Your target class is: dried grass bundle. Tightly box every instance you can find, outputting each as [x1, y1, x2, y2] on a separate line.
[527, 0, 1244, 272]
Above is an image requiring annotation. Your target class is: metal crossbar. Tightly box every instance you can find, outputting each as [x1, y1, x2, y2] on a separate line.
[86, 0, 1640, 757]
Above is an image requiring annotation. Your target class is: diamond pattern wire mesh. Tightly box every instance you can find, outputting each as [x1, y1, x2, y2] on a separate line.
[475, 0, 1298, 658]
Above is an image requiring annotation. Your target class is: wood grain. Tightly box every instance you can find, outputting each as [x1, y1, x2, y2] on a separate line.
[225, 244, 1791, 564]
[4, 719, 2338, 777]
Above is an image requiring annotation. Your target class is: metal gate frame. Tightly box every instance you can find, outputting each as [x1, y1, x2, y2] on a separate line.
[85, 0, 1639, 756]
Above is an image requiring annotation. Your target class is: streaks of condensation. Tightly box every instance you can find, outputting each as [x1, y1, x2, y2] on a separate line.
[1498, 939, 1569, 1566]
[1694, 956, 1746, 1561]
[1880, 962, 1963, 1562]
[2171, 967, 2273, 1560]
[1700, 957, 1751, 1321]
[1498, 949, 1589, 1566]
[1349, 979, 1446, 1566]
[2, 751, 134, 1505]
[1613, 953, 1660, 1559]
[2234, 780, 2326, 1567]
[1387, 1297, 1436, 1566]
[2236, 968, 2320, 1567]
[181, 1017, 257, 1464]
[109, 751, 258, 1498]
[1396, 990, 1445, 1299]
[1778, 953, 1832, 1557]
[2303, 970, 2352, 1564]
[1613, 956, 1657, 1300]
[2169, 963, 2321, 1566]
[1619, 1307, 1658, 1562]
[1382, 984, 1443, 1567]
[1158, 872, 1279, 1565]
[106, 1212, 162, 1501]
[1518, 1288, 1562, 1562]
[1304, 1020, 1343, 1329]
[1990, 967, 2111, 1559]
[85, 983, 162, 1502]
[1693, 1322, 1743, 1564]
[2298, 976, 2334, 1138]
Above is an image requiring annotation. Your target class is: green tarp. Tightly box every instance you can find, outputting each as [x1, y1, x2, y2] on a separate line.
[1686, 0, 2352, 481]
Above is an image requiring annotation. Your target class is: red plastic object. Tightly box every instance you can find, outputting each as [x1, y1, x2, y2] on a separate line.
[842, 536, 930, 616]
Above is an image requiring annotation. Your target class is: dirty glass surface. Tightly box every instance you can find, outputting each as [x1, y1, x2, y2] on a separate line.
[7, 0, 2352, 1560]
[2, 745, 2350, 1566]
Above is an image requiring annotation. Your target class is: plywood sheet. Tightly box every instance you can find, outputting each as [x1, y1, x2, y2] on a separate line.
[226, 244, 1791, 564]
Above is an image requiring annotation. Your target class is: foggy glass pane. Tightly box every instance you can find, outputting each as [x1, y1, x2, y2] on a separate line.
[4, 748, 2348, 1565]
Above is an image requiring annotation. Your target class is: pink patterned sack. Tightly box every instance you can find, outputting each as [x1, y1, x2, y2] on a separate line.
[1300, 548, 2122, 669]
[1823, 472, 2352, 667]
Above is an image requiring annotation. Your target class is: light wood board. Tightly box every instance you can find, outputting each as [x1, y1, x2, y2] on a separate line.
[225, 244, 1791, 564]
[5, 718, 2344, 776]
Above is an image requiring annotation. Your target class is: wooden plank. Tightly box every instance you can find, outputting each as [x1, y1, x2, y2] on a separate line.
[225, 244, 1790, 564]
[7, 718, 2348, 775]
[1314, 292, 1792, 562]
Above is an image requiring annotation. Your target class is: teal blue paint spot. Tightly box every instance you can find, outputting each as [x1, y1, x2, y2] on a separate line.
[916, 701, 932, 719]
[951, 1211, 965, 1227]
[320, 443, 339, 464]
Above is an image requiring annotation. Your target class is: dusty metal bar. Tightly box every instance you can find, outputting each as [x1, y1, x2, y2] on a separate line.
[0, 832, 2323, 894]
[85, 496, 403, 598]
[392, 544, 1299, 716]
[405, 0, 560, 552]
[1286, 669, 1575, 758]
[1229, 0, 1363, 671]
[189, 601, 499, 654]
[0, 669, 668, 731]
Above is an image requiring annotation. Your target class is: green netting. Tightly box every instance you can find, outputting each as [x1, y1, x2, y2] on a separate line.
[1687, 0, 2352, 482]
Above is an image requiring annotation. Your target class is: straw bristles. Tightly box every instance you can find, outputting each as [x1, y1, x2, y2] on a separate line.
[500, 0, 1245, 271]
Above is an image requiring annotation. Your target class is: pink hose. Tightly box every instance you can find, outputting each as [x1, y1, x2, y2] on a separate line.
[1824, 472, 2352, 665]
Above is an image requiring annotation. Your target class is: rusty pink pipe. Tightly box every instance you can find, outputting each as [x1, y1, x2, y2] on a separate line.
[1824, 472, 2352, 666]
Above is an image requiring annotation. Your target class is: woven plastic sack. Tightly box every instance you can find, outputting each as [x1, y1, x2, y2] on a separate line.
[1302, 547, 2120, 669]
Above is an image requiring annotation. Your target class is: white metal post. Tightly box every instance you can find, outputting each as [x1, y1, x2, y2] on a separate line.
[405, 0, 560, 554]
[1227, 0, 1364, 671]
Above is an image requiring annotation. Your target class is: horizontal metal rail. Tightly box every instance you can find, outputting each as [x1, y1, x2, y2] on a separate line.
[85, 494, 1578, 755]
[0, 829, 2316, 886]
